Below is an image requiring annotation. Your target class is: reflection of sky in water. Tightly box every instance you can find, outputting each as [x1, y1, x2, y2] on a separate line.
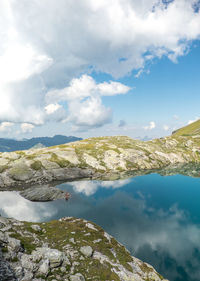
[1, 174, 200, 281]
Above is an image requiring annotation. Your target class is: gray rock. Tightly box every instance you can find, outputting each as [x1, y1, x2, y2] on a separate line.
[70, 273, 85, 281]
[37, 259, 49, 277]
[0, 248, 17, 281]
[44, 249, 64, 268]
[80, 246, 93, 257]
[20, 254, 35, 271]
[31, 225, 41, 232]
[21, 270, 33, 281]
[13, 265, 24, 279]
[33, 247, 64, 268]
[20, 186, 66, 202]
[7, 237, 21, 252]
[0, 231, 7, 244]
[9, 162, 34, 181]
[60, 266, 66, 272]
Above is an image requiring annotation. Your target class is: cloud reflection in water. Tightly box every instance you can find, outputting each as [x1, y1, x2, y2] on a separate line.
[1, 176, 200, 281]
[0, 191, 57, 221]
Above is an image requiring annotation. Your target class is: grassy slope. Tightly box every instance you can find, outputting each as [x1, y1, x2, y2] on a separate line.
[2, 217, 165, 281]
[172, 119, 200, 136]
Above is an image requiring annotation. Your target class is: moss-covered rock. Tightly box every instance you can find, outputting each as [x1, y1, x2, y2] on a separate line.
[8, 162, 34, 181]
[0, 216, 168, 281]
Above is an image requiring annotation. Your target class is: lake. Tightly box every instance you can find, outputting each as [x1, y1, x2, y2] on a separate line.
[1, 174, 200, 281]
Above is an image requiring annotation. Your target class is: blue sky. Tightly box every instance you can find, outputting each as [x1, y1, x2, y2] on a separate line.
[0, 0, 200, 139]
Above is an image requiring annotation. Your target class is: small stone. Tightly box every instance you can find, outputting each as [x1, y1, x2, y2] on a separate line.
[62, 256, 71, 266]
[44, 248, 64, 268]
[93, 239, 102, 243]
[31, 225, 41, 232]
[21, 270, 34, 281]
[80, 246, 93, 257]
[69, 273, 85, 281]
[7, 237, 22, 252]
[69, 238, 75, 244]
[60, 266, 67, 273]
[21, 254, 35, 271]
[38, 259, 49, 277]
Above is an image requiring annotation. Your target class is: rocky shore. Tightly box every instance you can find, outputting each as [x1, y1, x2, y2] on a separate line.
[0, 135, 200, 189]
[0, 216, 168, 281]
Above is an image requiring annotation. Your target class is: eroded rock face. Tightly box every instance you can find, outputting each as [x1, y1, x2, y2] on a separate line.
[0, 216, 168, 281]
[20, 186, 66, 202]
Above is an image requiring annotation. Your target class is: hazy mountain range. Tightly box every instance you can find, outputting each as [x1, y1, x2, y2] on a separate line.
[0, 135, 82, 152]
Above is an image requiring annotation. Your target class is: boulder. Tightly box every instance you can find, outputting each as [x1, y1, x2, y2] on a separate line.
[20, 186, 66, 202]
[9, 162, 34, 181]
[80, 246, 93, 258]
[37, 259, 49, 277]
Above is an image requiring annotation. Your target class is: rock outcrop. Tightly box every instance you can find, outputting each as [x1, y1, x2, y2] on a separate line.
[0, 216, 168, 281]
[0, 135, 200, 188]
[20, 185, 67, 202]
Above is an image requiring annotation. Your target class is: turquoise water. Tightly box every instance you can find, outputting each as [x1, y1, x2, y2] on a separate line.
[1, 174, 200, 281]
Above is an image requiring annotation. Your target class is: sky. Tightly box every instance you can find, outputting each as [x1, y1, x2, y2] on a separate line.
[0, 0, 200, 140]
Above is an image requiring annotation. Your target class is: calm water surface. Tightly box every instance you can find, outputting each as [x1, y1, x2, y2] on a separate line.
[1, 174, 200, 281]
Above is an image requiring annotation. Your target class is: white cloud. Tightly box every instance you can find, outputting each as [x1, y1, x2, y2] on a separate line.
[0, 0, 199, 129]
[187, 117, 199, 125]
[0, 191, 56, 221]
[46, 75, 130, 130]
[163, 125, 170, 131]
[45, 103, 61, 115]
[21, 123, 35, 133]
[69, 179, 131, 196]
[97, 81, 130, 96]
[0, 121, 14, 132]
[144, 121, 156, 130]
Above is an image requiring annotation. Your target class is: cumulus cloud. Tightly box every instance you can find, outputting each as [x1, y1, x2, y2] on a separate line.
[68, 179, 131, 196]
[144, 121, 156, 130]
[46, 75, 130, 130]
[45, 103, 62, 115]
[163, 124, 170, 131]
[0, 0, 200, 129]
[0, 122, 14, 132]
[0, 191, 56, 221]
[21, 123, 35, 133]
[187, 117, 199, 124]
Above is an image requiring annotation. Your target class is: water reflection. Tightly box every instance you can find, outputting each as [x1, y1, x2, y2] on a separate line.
[0, 191, 57, 221]
[1, 175, 200, 281]
[67, 179, 131, 195]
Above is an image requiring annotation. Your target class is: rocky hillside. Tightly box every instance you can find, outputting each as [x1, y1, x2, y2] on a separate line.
[0, 134, 200, 188]
[172, 119, 200, 136]
[0, 216, 167, 281]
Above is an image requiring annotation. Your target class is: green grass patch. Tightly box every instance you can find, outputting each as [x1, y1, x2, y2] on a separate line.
[50, 153, 74, 168]
[0, 165, 8, 173]
[30, 160, 43, 170]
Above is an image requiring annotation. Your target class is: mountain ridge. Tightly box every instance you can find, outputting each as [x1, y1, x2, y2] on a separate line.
[0, 135, 82, 152]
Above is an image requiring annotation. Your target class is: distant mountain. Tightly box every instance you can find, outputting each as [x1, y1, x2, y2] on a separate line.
[172, 120, 200, 136]
[135, 136, 153, 141]
[0, 135, 82, 152]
